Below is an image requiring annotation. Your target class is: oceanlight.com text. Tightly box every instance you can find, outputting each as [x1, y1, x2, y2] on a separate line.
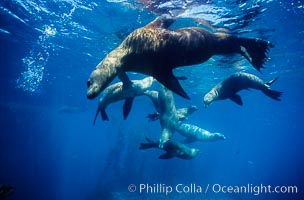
[212, 183, 298, 196]
[128, 183, 298, 196]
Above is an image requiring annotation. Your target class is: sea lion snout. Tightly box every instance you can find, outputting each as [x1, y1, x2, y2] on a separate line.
[86, 71, 102, 100]
[87, 82, 99, 99]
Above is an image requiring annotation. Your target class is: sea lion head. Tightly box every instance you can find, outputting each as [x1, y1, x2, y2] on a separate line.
[203, 92, 215, 108]
[213, 132, 226, 140]
[188, 105, 198, 114]
[87, 67, 115, 100]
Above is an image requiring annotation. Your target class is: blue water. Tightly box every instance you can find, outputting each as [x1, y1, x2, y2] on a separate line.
[0, 0, 303, 199]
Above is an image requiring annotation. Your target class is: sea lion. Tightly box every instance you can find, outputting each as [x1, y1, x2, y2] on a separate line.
[87, 15, 273, 100]
[139, 137, 199, 160]
[175, 123, 226, 143]
[93, 76, 155, 123]
[157, 84, 224, 148]
[157, 84, 180, 147]
[144, 90, 198, 121]
[203, 72, 282, 107]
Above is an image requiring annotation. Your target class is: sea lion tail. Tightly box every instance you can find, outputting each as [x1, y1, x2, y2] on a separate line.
[238, 38, 274, 72]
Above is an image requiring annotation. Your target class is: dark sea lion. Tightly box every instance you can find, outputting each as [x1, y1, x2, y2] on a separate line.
[139, 137, 199, 160]
[87, 16, 273, 100]
[93, 76, 155, 123]
[203, 72, 282, 107]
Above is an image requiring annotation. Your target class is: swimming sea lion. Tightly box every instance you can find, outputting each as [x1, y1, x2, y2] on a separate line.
[157, 84, 180, 147]
[176, 123, 226, 143]
[87, 15, 273, 100]
[144, 90, 198, 121]
[157, 84, 224, 148]
[139, 137, 199, 160]
[203, 72, 282, 107]
[93, 76, 155, 123]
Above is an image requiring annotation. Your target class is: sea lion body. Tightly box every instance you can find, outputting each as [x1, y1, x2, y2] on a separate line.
[157, 85, 223, 147]
[94, 76, 155, 122]
[175, 105, 198, 121]
[176, 123, 226, 143]
[158, 85, 180, 147]
[139, 138, 199, 160]
[144, 90, 198, 121]
[204, 72, 282, 107]
[87, 16, 272, 100]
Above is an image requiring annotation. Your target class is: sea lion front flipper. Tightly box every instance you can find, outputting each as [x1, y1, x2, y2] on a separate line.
[229, 94, 243, 106]
[123, 97, 134, 120]
[159, 153, 174, 159]
[118, 72, 133, 88]
[154, 69, 190, 100]
[145, 15, 176, 29]
[101, 109, 109, 121]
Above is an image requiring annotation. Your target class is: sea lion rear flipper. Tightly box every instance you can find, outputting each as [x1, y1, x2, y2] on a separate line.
[123, 97, 134, 120]
[229, 94, 243, 106]
[155, 69, 190, 100]
[265, 76, 279, 87]
[93, 108, 100, 125]
[139, 142, 158, 149]
[101, 109, 109, 121]
[147, 112, 159, 121]
[262, 89, 282, 101]
[159, 153, 174, 159]
[238, 37, 274, 72]
[145, 15, 176, 29]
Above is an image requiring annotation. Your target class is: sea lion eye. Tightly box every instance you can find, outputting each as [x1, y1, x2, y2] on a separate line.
[87, 80, 91, 87]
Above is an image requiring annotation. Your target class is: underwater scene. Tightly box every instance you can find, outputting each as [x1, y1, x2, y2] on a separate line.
[0, 0, 304, 199]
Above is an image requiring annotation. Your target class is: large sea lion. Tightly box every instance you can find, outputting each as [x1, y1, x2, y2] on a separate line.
[139, 137, 199, 160]
[203, 72, 282, 107]
[93, 76, 155, 123]
[87, 15, 273, 100]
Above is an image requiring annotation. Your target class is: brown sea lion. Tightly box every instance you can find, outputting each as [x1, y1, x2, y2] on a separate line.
[87, 16, 272, 100]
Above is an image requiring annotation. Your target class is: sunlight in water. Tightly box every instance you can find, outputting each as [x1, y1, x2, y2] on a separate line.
[16, 25, 56, 93]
